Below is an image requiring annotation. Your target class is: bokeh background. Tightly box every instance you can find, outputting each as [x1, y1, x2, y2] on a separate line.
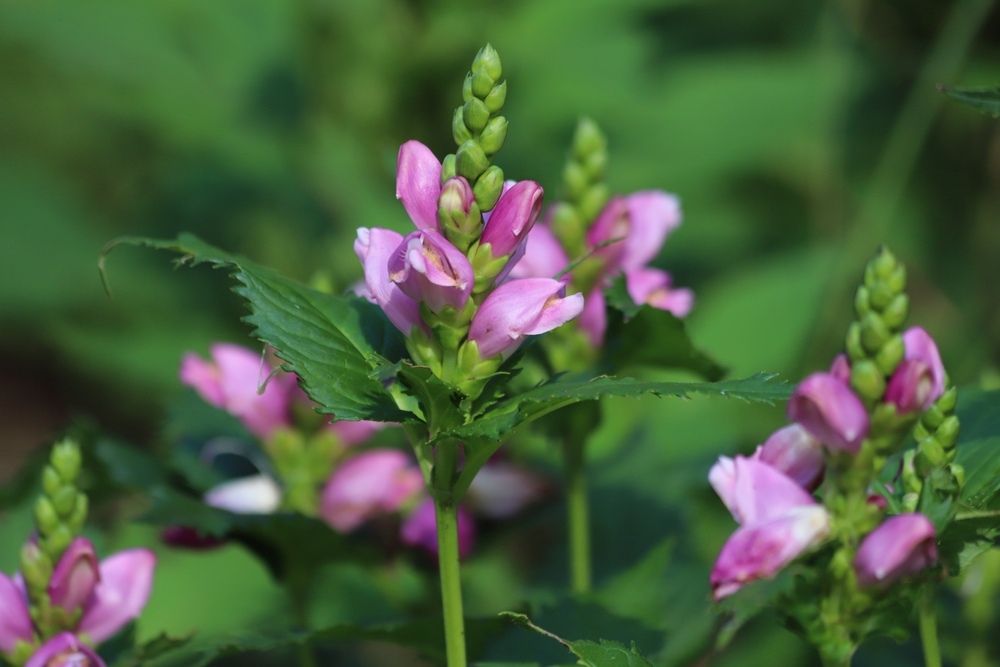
[2, 0, 1000, 665]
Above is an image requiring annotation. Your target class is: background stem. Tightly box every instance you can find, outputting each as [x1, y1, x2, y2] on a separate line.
[563, 436, 592, 594]
[920, 585, 943, 667]
[435, 497, 467, 667]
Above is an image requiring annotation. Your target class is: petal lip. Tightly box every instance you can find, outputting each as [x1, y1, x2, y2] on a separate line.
[25, 632, 106, 667]
[48, 537, 100, 615]
[754, 424, 825, 491]
[396, 140, 442, 231]
[0, 572, 33, 654]
[77, 548, 157, 645]
[854, 513, 937, 588]
[788, 372, 870, 454]
[480, 180, 544, 258]
[357, 227, 425, 335]
[620, 190, 681, 272]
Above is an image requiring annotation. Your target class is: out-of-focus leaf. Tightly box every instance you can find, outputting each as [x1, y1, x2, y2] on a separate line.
[954, 388, 1000, 508]
[101, 234, 411, 423]
[604, 277, 726, 381]
[939, 84, 1000, 118]
[714, 566, 798, 650]
[109, 632, 192, 667]
[438, 372, 791, 445]
[501, 612, 656, 667]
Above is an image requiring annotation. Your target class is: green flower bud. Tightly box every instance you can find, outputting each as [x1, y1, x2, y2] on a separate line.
[887, 264, 906, 294]
[850, 359, 885, 403]
[473, 44, 502, 82]
[35, 497, 60, 536]
[462, 73, 473, 102]
[44, 525, 73, 560]
[52, 440, 81, 482]
[859, 311, 890, 353]
[845, 322, 865, 362]
[52, 485, 77, 516]
[578, 184, 609, 227]
[935, 415, 960, 451]
[484, 80, 507, 114]
[854, 286, 871, 317]
[573, 118, 607, 161]
[550, 202, 585, 258]
[921, 403, 945, 430]
[915, 444, 943, 476]
[67, 494, 88, 534]
[20, 542, 51, 594]
[452, 108, 472, 145]
[456, 140, 488, 181]
[881, 294, 909, 330]
[913, 422, 931, 443]
[951, 463, 966, 489]
[582, 150, 607, 181]
[937, 386, 958, 413]
[874, 334, 905, 376]
[473, 165, 504, 212]
[871, 246, 899, 281]
[901, 492, 919, 512]
[463, 97, 490, 133]
[868, 281, 895, 311]
[471, 68, 495, 98]
[563, 161, 588, 200]
[441, 154, 457, 182]
[479, 116, 508, 156]
[42, 467, 62, 497]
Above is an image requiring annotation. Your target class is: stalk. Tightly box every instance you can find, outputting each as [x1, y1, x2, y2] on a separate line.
[435, 497, 467, 667]
[919, 585, 943, 667]
[563, 437, 592, 594]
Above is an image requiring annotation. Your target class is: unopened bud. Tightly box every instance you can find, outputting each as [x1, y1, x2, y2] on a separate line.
[45, 525, 73, 560]
[563, 162, 588, 200]
[473, 44, 502, 82]
[479, 116, 508, 156]
[901, 492, 919, 512]
[456, 140, 488, 181]
[936, 386, 958, 413]
[52, 486, 77, 516]
[452, 108, 472, 145]
[441, 154, 457, 182]
[52, 441, 81, 482]
[868, 281, 895, 311]
[871, 247, 899, 281]
[43, 467, 62, 497]
[887, 265, 906, 294]
[484, 80, 507, 113]
[851, 359, 885, 403]
[473, 165, 504, 212]
[578, 184, 609, 226]
[471, 68, 495, 98]
[951, 463, 965, 489]
[935, 416, 960, 450]
[573, 118, 607, 160]
[854, 286, 871, 317]
[35, 497, 60, 535]
[859, 312, 890, 353]
[845, 322, 865, 362]
[874, 334, 905, 376]
[462, 73, 473, 102]
[463, 98, 490, 133]
[882, 294, 909, 329]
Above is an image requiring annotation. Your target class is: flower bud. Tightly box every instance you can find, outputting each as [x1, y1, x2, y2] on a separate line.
[48, 537, 100, 616]
[441, 154, 457, 182]
[462, 97, 490, 133]
[850, 359, 885, 404]
[854, 513, 937, 588]
[484, 80, 507, 113]
[868, 281, 895, 311]
[51, 441, 81, 483]
[396, 140, 443, 232]
[472, 44, 502, 82]
[452, 107, 472, 145]
[882, 294, 909, 329]
[854, 286, 871, 317]
[788, 373, 870, 454]
[437, 177, 482, 250]
[480, 180, 543, 260]
[35, 497, 60, 536]
[935, 415, 960, 451]
[884, 359, 935, 414]
[859, 311, 890, 353]
[479, 116, 508, 156]
[470, 67, 495, 98]
[874, 334, 905, 377]
[473, 165, 505, 212]
[456, 140, 488, 182]
[320, 450, 424, 532]
[845, 322, 865, 362]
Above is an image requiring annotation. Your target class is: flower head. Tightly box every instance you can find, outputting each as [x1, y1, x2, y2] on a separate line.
[854, 513, 937, 588]
[788, 372, 870, 454]
[320, 450, 424, 532]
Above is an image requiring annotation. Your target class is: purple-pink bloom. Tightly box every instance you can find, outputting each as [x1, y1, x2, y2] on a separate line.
[576, 289, 607, 348]
[25, 632, 105, 667]
[480, 180, 544, 260]
[400, 498, 476, 560]
[708, 456, 817, 526]
[885, 327, 945, 413]
[854, 513, 937, 588]
[0, 572, 32, 653]
[48, 538, 100, 617]
[388, 229, 474, 314]
[619, 191, 682, 272]
[829, 353, 851, 384]
[356, 227, 426, 336]
[77, 548, 156, 644]
[465, 462, 549, 519]
[507, 223, 569, 280]
[179, 344, 293, 440]
[396, 140, 443, 232]
[788, 372, 870, 454]
[468, 278, 584, 359]
[328, 420, 384, 447]
[711, 505, 830, 600]
[320, 450, 424, 532]
[624, 267, 694, 318]
[753, 424, 825, 491]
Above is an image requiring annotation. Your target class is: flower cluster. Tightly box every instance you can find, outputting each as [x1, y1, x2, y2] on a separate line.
[709, 248, 954, 623]
[0, 442, 155, 667]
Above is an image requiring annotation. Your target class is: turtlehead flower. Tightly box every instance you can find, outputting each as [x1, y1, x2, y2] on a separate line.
[320, 450, 424, 532]
[624, 267, 693, 318]
[479, 180, 544, 261]
[468, 278, 584, 359]
[753, 424, 825, 491]
[885, 327, 945, 413]
[180, 344, 293, 440]
[25, 633, 105, 667]
[356, 227, 426, 336]
[48, 538, 100, 617]
[396, 140, 443, 231]
[401, 498, 476, 560]
[854, 513, 937, 588]
[709, 456, 830, 600]
[0, 573, 32, 654]
[388, 229, 475, 314]
[788, 372, 870, 454]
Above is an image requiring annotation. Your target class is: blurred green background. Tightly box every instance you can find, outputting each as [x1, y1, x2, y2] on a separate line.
[2, 0, 1000, 665]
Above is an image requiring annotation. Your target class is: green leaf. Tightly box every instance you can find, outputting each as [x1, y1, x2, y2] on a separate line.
[604, 277, 726, 381]
[109, 632, 193, 667]
[954, 388, 1000, 508]
[438, 372, 791, 444]
[939, 84, 1000, 118]
[500, 612, 656, 667]
[101, 234, 411, 423]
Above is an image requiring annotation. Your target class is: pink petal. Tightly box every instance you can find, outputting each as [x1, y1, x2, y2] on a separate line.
[753, 424, 825, 491]
[48, 537, 100, 616]
[78, 549, 156, 645]
[624, 267, 693, 317]
[396, 140, 442, 232]
[854, 513, 937, 588]
[0, 572, 32, 653]
[320, 450, 424, 532]
[506, 223, 570, 280]
[788, 372, 870, 454]
[328, 420, 385, 447]
[620, 191, 681, 271]
[388, 230, 474, 314]
[25, 632, 105, 667]
[466, 462, 549, 519]
[480, 180, 544, 259]
[577, 288, 606, 348]
[709, 456, 817, 526]
[356, 227, 425, 336]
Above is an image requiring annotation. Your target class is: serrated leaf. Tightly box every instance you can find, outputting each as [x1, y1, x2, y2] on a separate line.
[437, 372, 791, 444]
[101, 234, 411, 423]
[604, 277, 726, 381]
[501, 612, 655, 667]
[940, 84, 1000, 118]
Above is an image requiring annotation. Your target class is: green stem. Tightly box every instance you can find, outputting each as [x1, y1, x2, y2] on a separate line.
[435, 497, 467, 667]
[563, 437, 592, 594]
[920, 585, 942, 667]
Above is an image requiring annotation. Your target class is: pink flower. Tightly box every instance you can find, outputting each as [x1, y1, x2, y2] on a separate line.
[388, 229, 474, 314]
[468, 278, 584, 359]
[708, 456, 830, 600]
[25, 632, 105, 667]
[396, 140, 443, 232]
[76, 548, 156, 644]
[480, 180, 544, 260]
[355, 227, 426, 336]
[48, 538, 100, 617]
[179, 344, 293, 440]
[753, 424, 825, 491]
[624, 267, 693, 318]
[320, 450, 424, 532]
[788, 372, 870, 454]
[885, 328, 945, 413]
[0, 572, 32, 653]
[507, 223, 569, 280]
[854, 513, 937, 588]
[400, 498, 476, 560]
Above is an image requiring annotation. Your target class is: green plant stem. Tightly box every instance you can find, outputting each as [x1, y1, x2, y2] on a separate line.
[435, 497, 467, 667]
[563, 437, 592, 594]
[920, 585, 942, 667]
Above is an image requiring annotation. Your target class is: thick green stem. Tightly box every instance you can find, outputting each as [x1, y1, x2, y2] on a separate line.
[920, 585, 942, 667]
[435, 497, 467, 667]
[563, 437, 592, 594]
